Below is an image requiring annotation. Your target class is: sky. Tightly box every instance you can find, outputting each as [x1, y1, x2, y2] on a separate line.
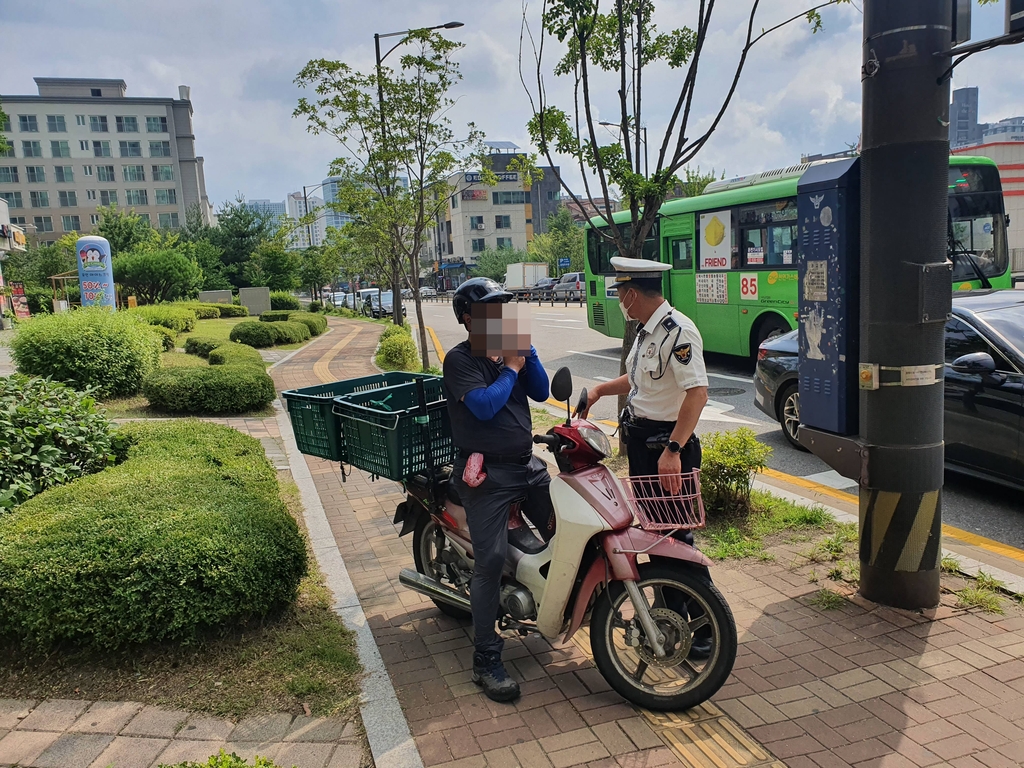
[1, 0, 1020, 209]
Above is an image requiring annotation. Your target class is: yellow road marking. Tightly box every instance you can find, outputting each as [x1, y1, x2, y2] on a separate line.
[313, 326, 362, 384]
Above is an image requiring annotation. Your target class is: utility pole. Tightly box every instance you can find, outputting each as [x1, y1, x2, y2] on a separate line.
[856, 0, 952, 609]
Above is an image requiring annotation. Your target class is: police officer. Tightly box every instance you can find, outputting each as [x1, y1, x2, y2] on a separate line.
[443, 277, 553, 703]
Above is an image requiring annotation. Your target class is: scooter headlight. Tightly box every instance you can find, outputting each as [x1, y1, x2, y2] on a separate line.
[578, 423, 612, 458]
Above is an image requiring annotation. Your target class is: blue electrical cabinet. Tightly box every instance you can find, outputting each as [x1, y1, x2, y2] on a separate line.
[797, 158, 860, 436]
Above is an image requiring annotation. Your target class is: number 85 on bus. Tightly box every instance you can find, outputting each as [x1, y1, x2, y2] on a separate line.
[740, 274, 759, 301]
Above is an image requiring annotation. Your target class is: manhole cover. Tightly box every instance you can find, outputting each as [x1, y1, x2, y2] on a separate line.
[708, 387, 746, 397]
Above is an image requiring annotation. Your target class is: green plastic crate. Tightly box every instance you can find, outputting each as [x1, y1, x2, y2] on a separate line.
[282, 373, 433, 461]
[333, 377, 454, 481]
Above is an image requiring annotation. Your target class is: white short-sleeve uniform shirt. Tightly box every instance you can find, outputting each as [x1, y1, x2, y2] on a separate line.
[625, 301, 709, 422]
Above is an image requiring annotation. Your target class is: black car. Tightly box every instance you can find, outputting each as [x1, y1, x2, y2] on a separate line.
[531, 277, 558, 295]
[754, 291, 1024, 489]
[364, 291, 408, 319]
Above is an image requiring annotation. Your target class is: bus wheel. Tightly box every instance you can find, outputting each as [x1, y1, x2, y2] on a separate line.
[751, 316, 791, 358]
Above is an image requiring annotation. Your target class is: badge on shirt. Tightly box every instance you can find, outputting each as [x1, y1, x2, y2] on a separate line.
[672, 343, 692, 365]
[645, 342, 656, 358]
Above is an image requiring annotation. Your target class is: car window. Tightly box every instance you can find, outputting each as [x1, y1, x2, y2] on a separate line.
[944, 318, 1015, 372]
[981, 307, 1024, 362]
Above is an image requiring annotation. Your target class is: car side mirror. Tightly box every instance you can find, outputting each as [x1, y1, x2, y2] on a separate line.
[951, 352, 996, 375]
[551, 367, 573, 402]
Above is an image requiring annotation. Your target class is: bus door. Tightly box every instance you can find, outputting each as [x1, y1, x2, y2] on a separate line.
[694, 209, 741, 354]
[666, 236, 696, 319]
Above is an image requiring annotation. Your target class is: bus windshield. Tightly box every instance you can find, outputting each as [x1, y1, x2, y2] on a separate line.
[948, 165, 1008, 282]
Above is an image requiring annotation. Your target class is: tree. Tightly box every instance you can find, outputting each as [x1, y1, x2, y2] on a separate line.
[472, 247, 531, 282]
[180, 202, 212, 243]
[208, 195, 276, 288]
[1, 233, 79, 287]
[675, 166, 722, 198]
[97, 206, 152, 256]
[112, 249, 203, 304]
[242, 240, 301, 291]
[0, 99, 9, 155]
[300, 245, 345, 302]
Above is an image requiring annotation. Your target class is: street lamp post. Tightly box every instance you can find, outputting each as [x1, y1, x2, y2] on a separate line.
[599, 120, 648, 176]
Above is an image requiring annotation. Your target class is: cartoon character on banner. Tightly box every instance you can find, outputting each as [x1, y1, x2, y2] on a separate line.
[75, 235, 117, 308]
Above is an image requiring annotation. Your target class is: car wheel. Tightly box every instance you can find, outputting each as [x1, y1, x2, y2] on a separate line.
[752, 316, 791, 358]
[778, 383, 808, 452]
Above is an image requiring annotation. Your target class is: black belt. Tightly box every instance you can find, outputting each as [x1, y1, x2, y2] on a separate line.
[458, 449, 533, 465]
[622, 412, 676, 431]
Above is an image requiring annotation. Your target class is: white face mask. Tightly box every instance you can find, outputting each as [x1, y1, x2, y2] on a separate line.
[619, 290, 636, 322]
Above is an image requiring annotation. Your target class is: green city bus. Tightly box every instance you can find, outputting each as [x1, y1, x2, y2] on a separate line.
[585, 155, 1010, 356]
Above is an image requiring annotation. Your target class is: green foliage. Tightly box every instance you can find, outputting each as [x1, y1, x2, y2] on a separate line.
[161, 749, 283, 768]
[176, 303, 221, 319]
[10, 307, 162, 397]
[700, 428, 772, 512]
[211, 303, 248, 318]
[260, 310, 296, 322]
[184, 336, 223, 358]
[244, 242, 300, 292]
[471, 247, 531, 282]
[190, 239, 232, 292]
[299, 245, 345, 303]
[270, 292, 301, 310]
[0, 99, 9, 155]
[150, 324, 177, 351]
[378, 322, 411, 343]
[700, 490, 830, 560]
[675, 166, 723, 198]
[114, 249, 203, 304]
[229, 321, 277, 348]
[143, 364, 275, 414]
[97, 205, 153, 256]
[0, 375, 125, 509]
[0, 421, 307, 649]
[528, 204, 585, 274]
[0, 234, 79, 289]
[976, 571, 1005, 592]
[129, 305, 198, 334]
[376, 330, 419, 371]
[268, 321, 311, 345]
[940, 554, 961, 574]
[288, 312, 327, 336]
[308, 300, 323, 313]
[208, 343, 265, 367]
[809, 588, 845, 611]
[23, 286, 54, 315]
[208, 195, 278, 288]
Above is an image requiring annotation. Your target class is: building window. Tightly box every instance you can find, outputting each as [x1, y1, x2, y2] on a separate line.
[119, 140, 142, 157]
[97, 165, 116, 182]
[26, 166, 45, 183]
[138, 213, 151, 225]
[51, 140, 71, 158]
[62, 215, 81, 232]
[89, 115, 109, 132]
[547, 190, 556, 200]
[46, 115, 67, 133]
[123, 164, 145, 182]
[0, 115, 10, 131]
[9, 216, 26, 226]
[76, 115, 86, 126]
[469, 215, 485, 229]
[150, 141, 172, 157]
[55, 166, 74, 183]
[495, 215, 511, 229]
[83, 165, 93, 176]
[86, 189, 97, 200]
[152, 164, 173, 181]
[451, 194, 458, 209]
[0, 166, 18, 183]
[496, 237, 513, 249]
[159, 212, 179, 229]
[0, 191, 24, 208]
[471, 238, 486, 252]
[22, 141, 42, 158]
[90, 214, 100, 225]
[492, 191, 530, 205]
[33, 215, 54, 232]
[146, 116, 168, 133]
[58, 190, 78, 207]
[93, 141, 111, 157]
[18, 115, 38, 132]
[155, 188, 177, 205]
[30, 191, 50, 208]
[0, 145, 13, 158]
[100, 190, 118, 206]
[125, 189, 148, 206]
[116, 116, 139, 133]
[525, 218, 532, 224]
[91, 88, 102, 97]
[79, 140, 90, 151]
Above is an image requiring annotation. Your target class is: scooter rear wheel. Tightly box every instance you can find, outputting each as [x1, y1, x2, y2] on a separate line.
[590, 562, 737, 711]
[412, 515, 473, 620]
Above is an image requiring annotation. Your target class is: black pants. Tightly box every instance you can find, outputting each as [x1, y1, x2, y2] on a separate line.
[450, 455, 554, 655]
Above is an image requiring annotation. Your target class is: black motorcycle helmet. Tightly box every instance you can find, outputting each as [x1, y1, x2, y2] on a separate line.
[452, 277, 512, 325]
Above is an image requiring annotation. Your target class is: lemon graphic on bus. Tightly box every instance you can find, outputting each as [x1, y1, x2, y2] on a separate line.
[704, 215, 726, 247]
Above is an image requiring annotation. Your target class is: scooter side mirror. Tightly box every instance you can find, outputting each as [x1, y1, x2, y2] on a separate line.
[551, 367, 573, 402]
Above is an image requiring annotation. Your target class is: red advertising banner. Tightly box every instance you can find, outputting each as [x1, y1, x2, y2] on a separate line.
[10, 281, 31, 320]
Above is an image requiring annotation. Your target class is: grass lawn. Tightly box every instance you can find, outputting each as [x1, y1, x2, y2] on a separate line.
[179, 317, 310, 351]
[0, 479, 362, 719]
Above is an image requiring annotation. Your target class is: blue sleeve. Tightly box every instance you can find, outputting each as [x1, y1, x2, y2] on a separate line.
[521, 345, 550, 402]
[463, 367, 518, 420]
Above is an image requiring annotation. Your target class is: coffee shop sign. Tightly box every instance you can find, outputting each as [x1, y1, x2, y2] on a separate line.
[464, 172, 518, 183]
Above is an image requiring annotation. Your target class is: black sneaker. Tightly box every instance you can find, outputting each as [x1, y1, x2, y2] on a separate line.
[472, 650, 521, 702]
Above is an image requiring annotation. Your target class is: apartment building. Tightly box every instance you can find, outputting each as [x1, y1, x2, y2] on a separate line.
[0, 77, 212, 244]
[286, 191, 327, 249]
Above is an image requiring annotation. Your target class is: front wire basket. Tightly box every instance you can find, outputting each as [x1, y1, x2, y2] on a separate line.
[622, 471, 705, 531]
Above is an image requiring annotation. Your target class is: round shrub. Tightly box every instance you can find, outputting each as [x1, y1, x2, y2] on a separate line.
[259, 310, 294, 323]
[229, 320, 277, 348]
[129, 305, 198, 333]
[269, 321, 311, 345]
[11, 307, 162, 397]
[379, 323, 411, 343]
[376, 333, 419, 371]
[288, 312, 327, 337]
[150, 325, 177, 351]
[0, 375, 125, 508]
[143, 365, 276, 414]
[208, 343, 265, 367]
[270, 291, 301, 311]
[0, 420, 307, 649]
[184, 336, 222, 358]
[308, 300, 323, 313]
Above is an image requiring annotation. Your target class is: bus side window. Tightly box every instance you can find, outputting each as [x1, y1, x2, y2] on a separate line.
[743, 229, 765, 267]
[769, 224, 797, 266]
[671, 238, 693, 270]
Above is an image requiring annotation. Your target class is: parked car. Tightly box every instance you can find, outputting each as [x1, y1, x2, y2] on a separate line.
[754, 291, 1024, 488]
[420, 286, 438, 297]
[531, 276, 558, 295]
[552, 272, 585, 300]
[365, 291, 407, 319]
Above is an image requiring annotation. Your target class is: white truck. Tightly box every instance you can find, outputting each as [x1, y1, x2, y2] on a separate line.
[503, 262, 549, 291]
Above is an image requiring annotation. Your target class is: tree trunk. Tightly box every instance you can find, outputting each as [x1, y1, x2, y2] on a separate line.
[408, 251, 431, 371]
[391, 255, 403, 326]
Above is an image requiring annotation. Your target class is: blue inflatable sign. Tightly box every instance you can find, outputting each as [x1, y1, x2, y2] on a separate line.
[75, 236, 116, 308]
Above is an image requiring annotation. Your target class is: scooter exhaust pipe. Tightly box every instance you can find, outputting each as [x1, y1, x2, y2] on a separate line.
[399, 568, 472, 612]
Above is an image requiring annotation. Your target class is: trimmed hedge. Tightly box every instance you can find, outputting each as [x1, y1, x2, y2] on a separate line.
[184, 336, 222, 358]
[259, 310, 294, 323]
[143, 365, 276, 414]
[229, 321, 277, 348]
[268, 321, 310, 345]
[0, 420, 307, 649]
[308, 300, 323, 313]
[180, 304, 221, 319]
[288, 312, 327, 336]
[151, 325, 177, 351]
[10, 307, 162, 397]
[186, 302, 249, 318]
[129, 305, 198, 334]
[0, 375, 125, 509]
[208, 343, 264, 367]
[270, 291, 301, 311]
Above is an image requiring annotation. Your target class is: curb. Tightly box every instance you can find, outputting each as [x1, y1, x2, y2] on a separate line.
[276, 405, 424, 768]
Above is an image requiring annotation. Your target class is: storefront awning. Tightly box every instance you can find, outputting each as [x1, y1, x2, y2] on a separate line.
[440, 262, 465, 270]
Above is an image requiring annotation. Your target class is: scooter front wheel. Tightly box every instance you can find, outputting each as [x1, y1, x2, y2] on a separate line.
[412, 515, 473, 620]
[590, 562, 737, 711]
